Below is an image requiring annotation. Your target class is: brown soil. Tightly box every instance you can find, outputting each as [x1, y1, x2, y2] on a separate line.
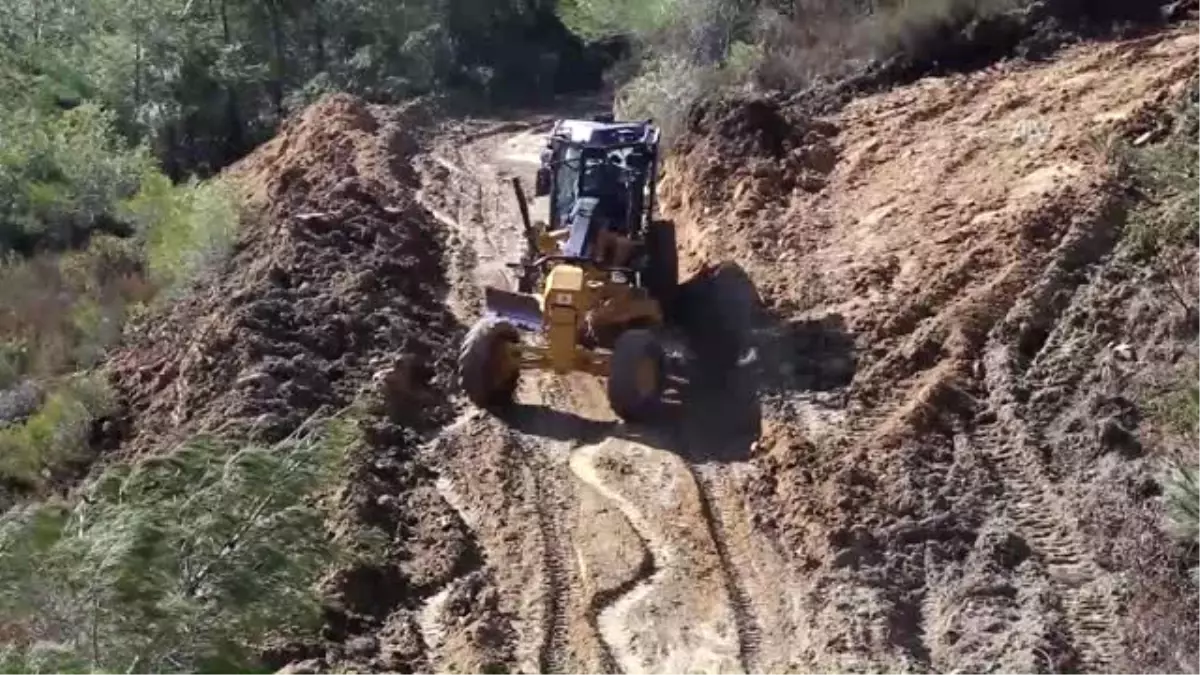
[97, 25, 1199, 675]
[660, 27, 1199, 673]
[102, 94, 480, 673]
[407, 25, 1199, 675]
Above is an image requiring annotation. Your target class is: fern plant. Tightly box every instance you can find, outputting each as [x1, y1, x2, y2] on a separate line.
[0, 414, 358, 673]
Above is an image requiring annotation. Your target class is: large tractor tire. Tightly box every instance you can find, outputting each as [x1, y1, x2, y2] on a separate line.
[459, 317, 521, 409]
[644, 219, 679, 312]
[607, 328, 666, 423]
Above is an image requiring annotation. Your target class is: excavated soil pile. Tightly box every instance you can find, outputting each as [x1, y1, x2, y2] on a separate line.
[660, 28, 1198, 673]
[108, 93, 454, 446]
[103, 94, 473, 671]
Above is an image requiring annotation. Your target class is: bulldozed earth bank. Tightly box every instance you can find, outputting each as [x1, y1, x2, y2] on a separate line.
[102, 94, 476, 672]
[659, 26, 1200, 673]
[88, 23, 1199, 675]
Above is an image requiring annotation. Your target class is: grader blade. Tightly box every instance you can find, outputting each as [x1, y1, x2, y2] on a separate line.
[484, 286, 542, 331]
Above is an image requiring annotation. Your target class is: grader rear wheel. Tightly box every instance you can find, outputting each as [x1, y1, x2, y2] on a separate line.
[459, 317, 521, 409]
[607, 328, 666, 422]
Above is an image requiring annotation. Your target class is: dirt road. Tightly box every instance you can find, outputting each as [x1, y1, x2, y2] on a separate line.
[403, 26, 1198, 675]
[411, 114, 801, 675]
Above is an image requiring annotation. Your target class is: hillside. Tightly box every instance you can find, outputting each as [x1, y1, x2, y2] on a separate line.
[0, 9, 1194, 675]
[192, 24, 1195, 675]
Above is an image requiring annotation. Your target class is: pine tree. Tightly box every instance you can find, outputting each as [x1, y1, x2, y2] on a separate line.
[0, 414, 357, 673]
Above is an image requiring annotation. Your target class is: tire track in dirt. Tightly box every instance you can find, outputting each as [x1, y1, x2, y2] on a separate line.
[525, 375, 626, 674]
[969, 209, 1127, 671]
[584, 543, 653, 674]
[421, 112, 748, 674]
[569, 443, 671, 674]
[412, 417, 516, 667]
[690, 465, 762, 673]
[526, 461, 572, 674]
[571, 439, 748, 674]
[545, 375, 652, 673]
[980, 347, 1119, 671]
[419, 128, 584, 672]
[412, 133, 523, 670]
[413, 416, 495, 671]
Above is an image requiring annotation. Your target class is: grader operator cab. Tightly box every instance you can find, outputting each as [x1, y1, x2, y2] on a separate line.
[458, 117, 679, 422]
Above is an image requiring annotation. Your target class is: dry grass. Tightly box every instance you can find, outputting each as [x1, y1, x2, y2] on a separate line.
[1106, 78, 1199, 675]
[0, 235, 151, 385]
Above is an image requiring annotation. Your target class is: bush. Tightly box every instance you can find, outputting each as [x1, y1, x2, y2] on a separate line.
[0, 415, 358, 673]
[615, 55, 733, 142]
[121, 173, 240, 297]
[557, 0, 683, 42]
[861, 0, 1024, 58]
[1120, 80, 1200, 257]
[0, 104, 153, 253]
[1151, 367, 1199, 579]
[0, 235, 150, 382]
[1164, 464, 1199, 547]
[0, 375, 115, 486]
[1106, 79, 1200, 335]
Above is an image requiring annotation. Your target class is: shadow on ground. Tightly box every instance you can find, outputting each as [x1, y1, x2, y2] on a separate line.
[504, 262, 858, 463]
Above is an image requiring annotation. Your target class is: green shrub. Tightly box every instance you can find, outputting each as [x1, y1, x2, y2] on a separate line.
[121, 173, 239, 297]
[0, 375, 115, 485]
[558, 0, 684, 42]
[1120, 80, 1200, 257]
[1161, 461, 1199, 586]
[615, 40, 767, 145]
[0, 415, 357, 673]
[1110, 79, 1196, 315]
[1146, 362, 1199, 586]
[0, 103, 153, 252]
[0, 341, 31, 390]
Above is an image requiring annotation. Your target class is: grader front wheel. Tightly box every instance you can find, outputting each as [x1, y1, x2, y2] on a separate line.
[459, 317, 521, 409]
[607, 329, 666, 422]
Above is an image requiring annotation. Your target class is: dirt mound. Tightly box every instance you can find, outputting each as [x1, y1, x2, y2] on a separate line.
[103, 93, 470, 671]
[108, 92, 450, 447]
[660, 27, 1198, 672]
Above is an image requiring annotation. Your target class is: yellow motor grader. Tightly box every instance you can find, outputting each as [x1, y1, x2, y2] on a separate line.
[458, 117, 678, 422]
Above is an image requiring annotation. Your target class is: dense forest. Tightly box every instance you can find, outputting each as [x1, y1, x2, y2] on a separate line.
[0, 0, 617, 255]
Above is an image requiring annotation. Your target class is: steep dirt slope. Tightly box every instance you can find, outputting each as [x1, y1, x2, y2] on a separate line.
[660, 27, 1199, 673]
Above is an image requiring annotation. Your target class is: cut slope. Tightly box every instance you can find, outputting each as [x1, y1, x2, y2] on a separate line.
[661, 27, 1198, 673]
